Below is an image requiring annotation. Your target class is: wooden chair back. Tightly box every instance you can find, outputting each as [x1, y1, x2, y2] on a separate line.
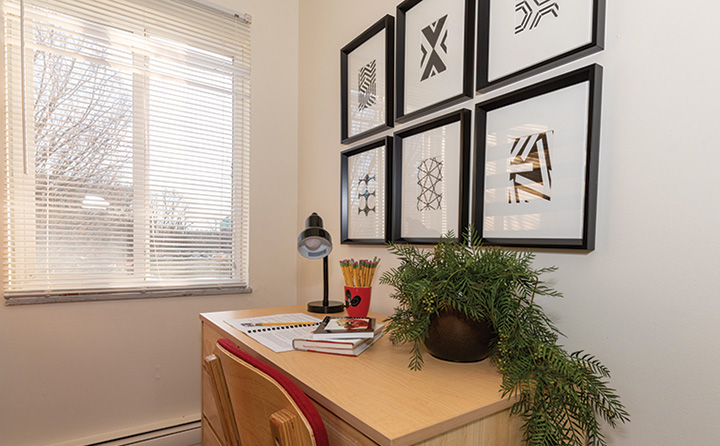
[203, 338, 328, 446]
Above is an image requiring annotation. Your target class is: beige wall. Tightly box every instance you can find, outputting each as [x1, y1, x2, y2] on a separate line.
[0, 0, 300, 444]
[3, 0, 720, 444]
[298, 1, 720, 445]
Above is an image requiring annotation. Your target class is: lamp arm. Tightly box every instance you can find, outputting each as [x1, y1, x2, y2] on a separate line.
[305, 255, 343, 314]
[323, 256, 329, 306]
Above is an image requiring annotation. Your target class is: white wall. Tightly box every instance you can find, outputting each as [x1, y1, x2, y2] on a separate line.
[0, 0, 300, 445]
[297, 1, 720, 445]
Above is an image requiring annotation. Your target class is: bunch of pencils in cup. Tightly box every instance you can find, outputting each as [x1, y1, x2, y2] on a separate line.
[340, 258, 380, 287]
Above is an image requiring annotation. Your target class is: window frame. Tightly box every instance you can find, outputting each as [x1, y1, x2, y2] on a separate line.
[2, 0, 252, 305]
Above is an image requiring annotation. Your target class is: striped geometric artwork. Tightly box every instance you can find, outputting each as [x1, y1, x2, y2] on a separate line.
[357, 59, 377, 112]
[508, 131, 553, 203]
[515, 0, 560, 34]
[420, 15, 449, 82]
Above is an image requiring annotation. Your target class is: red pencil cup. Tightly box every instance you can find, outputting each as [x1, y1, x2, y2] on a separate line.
[344, 286, 371, 318]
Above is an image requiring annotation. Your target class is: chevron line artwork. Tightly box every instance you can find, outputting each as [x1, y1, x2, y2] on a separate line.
[507, 131, 553, 204]
[417, 157, 443, 211]
[420, 15, 449, 82]
[357, 59, 377, 112]
[515, 0, 559, 34]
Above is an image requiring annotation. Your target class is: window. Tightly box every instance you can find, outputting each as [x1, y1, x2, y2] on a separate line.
[2, 0, 251, 304]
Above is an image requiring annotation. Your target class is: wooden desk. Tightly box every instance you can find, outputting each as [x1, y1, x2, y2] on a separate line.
[200, 306, 522, 446]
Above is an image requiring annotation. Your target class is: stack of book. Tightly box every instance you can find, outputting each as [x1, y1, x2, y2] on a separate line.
[293, 316, 384, 357]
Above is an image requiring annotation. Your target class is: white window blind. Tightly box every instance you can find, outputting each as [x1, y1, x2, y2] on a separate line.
[2, 0, 251, 304]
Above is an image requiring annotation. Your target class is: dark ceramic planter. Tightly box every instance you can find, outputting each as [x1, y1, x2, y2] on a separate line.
[424, 308, 494, 363]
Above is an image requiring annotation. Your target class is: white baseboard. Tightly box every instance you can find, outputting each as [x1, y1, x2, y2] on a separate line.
[48, 417, 201, 446]
[93, 421, 201, 446]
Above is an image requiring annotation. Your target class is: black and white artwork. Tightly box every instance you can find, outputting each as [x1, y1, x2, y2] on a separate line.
[477, 0, 605, 92]
[420, 15, 448, 81]
[357, 172, 377, 216]
[514, 0, 560, 34]
[474, 65, 602, 250]
[391, 109, 471, 244]
[357, 60, 377, 112]
[417, 156, 444, 210]
[341, 137, 391, 244]
[396, 0, 474, 123]
[341, 15, 394, 144]
[508, 130, 553, 203]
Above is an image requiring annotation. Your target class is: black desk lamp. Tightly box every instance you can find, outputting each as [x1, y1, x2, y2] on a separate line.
[297, 212, 344, 313]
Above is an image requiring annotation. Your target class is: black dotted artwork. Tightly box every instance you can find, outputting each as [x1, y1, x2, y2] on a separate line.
[358, 173, 377, 216]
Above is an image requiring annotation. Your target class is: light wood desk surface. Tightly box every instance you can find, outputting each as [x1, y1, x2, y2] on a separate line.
[200, 305, 522, 446]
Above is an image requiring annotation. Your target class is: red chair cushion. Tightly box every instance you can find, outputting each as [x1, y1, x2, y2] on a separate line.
[218, 338, 329, 446]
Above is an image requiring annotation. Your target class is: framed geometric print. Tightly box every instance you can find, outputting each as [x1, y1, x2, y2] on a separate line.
[341, 137, 391, 244]
[396, 0, 474, 123]
[474, 64, 602, 250]
[341, 15, 394, 144]
[392, 109, 471, 244]
[476, 0, 605, 93]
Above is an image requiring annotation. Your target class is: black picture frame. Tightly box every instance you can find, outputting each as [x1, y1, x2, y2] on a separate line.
[391, 109, 471, 244]
[396, 0, 474, 123]
[476, 0, 605, 93]
[473, 64, 602, 250]
[341, 137, 392, 244]
[341, 15, 395, 144]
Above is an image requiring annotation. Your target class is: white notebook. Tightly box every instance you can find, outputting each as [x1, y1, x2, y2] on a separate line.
[225, 313, 323, 353]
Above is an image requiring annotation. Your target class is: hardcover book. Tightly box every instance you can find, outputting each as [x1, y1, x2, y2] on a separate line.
[293, 330, 384, 356]
[311, 316, 378, 339]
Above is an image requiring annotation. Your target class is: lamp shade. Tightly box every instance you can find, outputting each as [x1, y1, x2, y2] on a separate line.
[298, 213, 332, 259]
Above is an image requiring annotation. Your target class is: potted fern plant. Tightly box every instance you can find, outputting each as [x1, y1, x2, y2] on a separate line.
[380, 229, 629, 446]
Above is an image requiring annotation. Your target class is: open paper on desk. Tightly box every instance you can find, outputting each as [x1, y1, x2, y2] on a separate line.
[225, 313, 322, 353]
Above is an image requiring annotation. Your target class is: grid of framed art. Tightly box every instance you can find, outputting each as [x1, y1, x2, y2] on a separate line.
[340, 0, 606, 249]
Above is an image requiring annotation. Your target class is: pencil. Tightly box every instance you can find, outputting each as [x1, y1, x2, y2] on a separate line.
[241, 322, 318, 327]
[339, 257, 380, 287]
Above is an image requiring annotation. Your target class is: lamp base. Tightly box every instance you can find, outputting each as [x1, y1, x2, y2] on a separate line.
[307, 300, 345, 314]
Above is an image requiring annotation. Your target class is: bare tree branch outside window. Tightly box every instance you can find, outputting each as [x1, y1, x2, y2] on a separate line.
[33, 25, 134, 276]
[31, 23, 233, 282]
